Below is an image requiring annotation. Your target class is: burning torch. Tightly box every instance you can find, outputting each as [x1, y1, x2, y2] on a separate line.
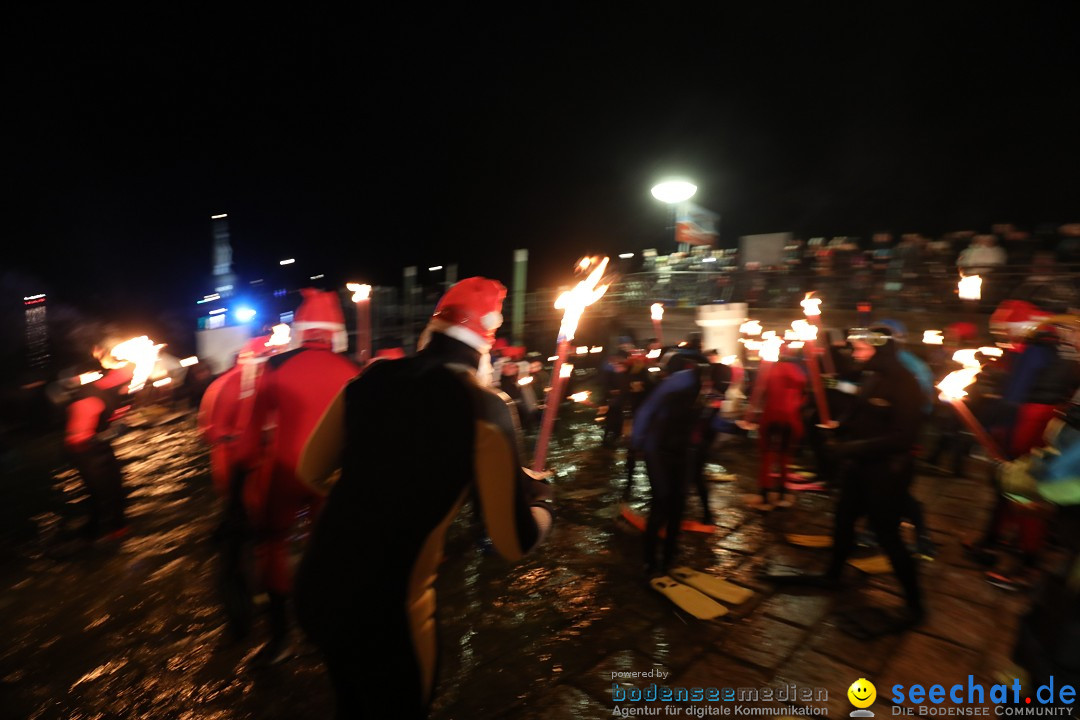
[739, 334, 783, 430]
[791, 319, 832, 426]
[936, 366, 1007, 462]
[531, 257, 611, 472]
[801, 292, 836, 376]
[347, 283, 373, 364]
[650, 303, 664, 344]
[958, 275, 982, 301]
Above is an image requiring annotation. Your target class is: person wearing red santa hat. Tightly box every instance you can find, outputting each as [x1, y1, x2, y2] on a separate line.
[236, 289, 361, 665]
[292, 277, 554, 719]
[197, 334, 281, 640]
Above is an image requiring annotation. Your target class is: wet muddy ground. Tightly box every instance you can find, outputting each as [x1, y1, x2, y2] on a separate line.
[0, 405, 1043, 719]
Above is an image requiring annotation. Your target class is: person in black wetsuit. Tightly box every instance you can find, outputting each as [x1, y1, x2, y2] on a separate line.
[770, 325, 926, 637]
[292, 277, 554, 719]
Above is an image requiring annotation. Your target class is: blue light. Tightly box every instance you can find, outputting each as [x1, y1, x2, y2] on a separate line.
[235, 307, 257, 322]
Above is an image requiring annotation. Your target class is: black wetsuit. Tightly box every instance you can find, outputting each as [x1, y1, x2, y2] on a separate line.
[827, 340, 925, 615]
[294, 333, 551, 719]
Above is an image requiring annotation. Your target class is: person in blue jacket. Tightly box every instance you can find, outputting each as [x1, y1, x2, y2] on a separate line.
[631, 351, 707, 575]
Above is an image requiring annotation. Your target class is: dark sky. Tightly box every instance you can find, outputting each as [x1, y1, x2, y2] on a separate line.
[4, 6, 1078, 329]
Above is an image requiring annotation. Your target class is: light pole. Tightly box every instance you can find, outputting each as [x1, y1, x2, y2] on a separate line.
[347, 283, 372, 364]
[650, 179, 697, 253]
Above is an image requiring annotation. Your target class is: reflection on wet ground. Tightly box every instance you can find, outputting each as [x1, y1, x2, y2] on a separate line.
[0, 406, 1034, 718]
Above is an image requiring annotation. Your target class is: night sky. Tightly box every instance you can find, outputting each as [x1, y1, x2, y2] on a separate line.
[5, 7, 1078, 333]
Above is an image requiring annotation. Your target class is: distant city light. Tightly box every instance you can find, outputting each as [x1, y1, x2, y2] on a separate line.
[234, 307, 257, 322]
[310, 274, 324, 280]
[618, 253, 635, 259]
[428, 265, 443, 272]
[209, 308, 227, 315]
[179, 356, 199, 367]
[280, 258, 296, 266]
[211, 213, 228, 219]
[215, 285, 233, 292]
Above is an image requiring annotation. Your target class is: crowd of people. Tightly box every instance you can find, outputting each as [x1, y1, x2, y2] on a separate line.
[55, 273, 1080, 717]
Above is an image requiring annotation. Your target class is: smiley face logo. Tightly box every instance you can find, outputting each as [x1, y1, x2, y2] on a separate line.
[848, 678, 877, 709]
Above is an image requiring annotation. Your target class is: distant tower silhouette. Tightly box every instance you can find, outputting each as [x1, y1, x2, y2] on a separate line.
[211, 213, 238, 298]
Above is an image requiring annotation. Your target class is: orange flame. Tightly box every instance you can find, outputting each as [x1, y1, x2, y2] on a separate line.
[801, 293, 822, 317]
[952, 349, 981, 369]
[554, 257, 611, 342]
[937, 367, 980, 401]
[760, 336, 783, 362]
[790, 319, 818, 341]
[570, 391, 590, 403]
[958, 275, 982, 300]
[518, 376, 533, 386]
[650, 303, 664, 321]
[79, 371, 103, 385]
[109, 336, 164, 393]
[559, 363, 574, 379]
[740, 320, 763, 335]
[922, 330, 944, 345]
[266, 324, 291, 347]
[346, 283, 372, 302]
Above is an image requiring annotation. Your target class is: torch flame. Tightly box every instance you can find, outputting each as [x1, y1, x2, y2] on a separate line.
[267, 324, 291, 347]
[79, 371, 103, 385]
[719, 355, 737, 366]
[761, 331, 777, 340]
[958, 275, 982, 300]
[109, 336, 164, 393]
[952, 349, 982, 369]
[937, 367, 981, 401]
[346, 283, 372, 303]
[791, 319, 818, 341]
[650, 303, 664, 321]
[179, 356, 199, 367]
[554, 257, 610, 342]
[559, 363, 574, 379]
[590, 346, 603, 353]
[801, 293, 822, 317]
[646, 348, 661, 359]
[739, 320, 763, 336]
[979, 346, 1004, 358]
[518, 376, 533, 386]
[570, 391, 590, 403]
[922, 330, 944, 345]
[152, 377, 172, 388]
[760, 336, 783, 363]
[576, 346, 589, 355]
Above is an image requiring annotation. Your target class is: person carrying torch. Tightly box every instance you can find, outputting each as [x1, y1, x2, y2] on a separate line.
[768, 324, 927, 637]
[292, 277, 553, 719]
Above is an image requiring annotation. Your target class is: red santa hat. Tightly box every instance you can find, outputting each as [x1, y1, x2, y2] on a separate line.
[426, 277, 506, 352]
[292, 288, 347, 353]
[989, 300, 1049, 340]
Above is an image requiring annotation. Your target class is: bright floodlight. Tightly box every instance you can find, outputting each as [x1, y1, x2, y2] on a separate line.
[235, 308, 257, 322]
[650, 180, 697, 204]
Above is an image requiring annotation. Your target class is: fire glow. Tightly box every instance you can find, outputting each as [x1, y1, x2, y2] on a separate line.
[740, 320, 763, 335]
[267, 324, 291, 347]
[650, 303, 664, 321]
[570, 391, 590, 403]
[109, 336, 164, 393]
[346, 283, 372, 302]
[923, 330, 944, 345]
[958, 275, 982, 300]
[554, 257, 611, 343]
[800, 293, 822, 317]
